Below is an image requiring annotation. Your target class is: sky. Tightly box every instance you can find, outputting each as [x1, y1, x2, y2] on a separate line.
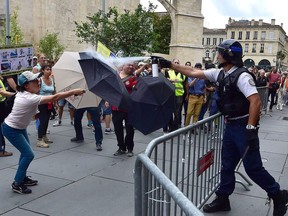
[140, 0, 288, 33]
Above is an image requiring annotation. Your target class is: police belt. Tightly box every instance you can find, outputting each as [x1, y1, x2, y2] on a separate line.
[225, 115, 249, 124]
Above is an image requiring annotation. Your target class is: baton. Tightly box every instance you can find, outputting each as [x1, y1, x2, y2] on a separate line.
[235, 145, 250, 171]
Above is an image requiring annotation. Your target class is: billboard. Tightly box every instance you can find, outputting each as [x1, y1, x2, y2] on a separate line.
[0, 45, 34, 76]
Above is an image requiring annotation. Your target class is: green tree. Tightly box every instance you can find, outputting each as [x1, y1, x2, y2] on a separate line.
[38, 32, 65, 61]
[0, 7, 23, 45]
[74, 4, 156, 56]
[150, 13, 171, 54]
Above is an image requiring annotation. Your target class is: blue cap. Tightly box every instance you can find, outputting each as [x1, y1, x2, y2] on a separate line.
[18, 71, 41, 86]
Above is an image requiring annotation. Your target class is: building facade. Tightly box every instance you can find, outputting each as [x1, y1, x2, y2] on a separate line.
[0, 0, 139, 52]
[203, 18, 288, 71]
[202, 27, 226, 65]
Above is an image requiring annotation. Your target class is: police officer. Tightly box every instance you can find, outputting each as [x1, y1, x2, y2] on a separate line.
[158, 39, 288, 216]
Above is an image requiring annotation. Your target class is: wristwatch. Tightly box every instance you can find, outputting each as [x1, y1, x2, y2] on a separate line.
[246, 124, 257, 130]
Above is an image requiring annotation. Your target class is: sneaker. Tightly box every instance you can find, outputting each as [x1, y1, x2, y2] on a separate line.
[272, 190, 288, 216]
[11, 181, 32, 194]
[70, 121, 74, 126]
[87, 123, 93, 129]
[43, 136, 53, 144]
[203, 195, 231, 213]
[0, 151, 13, 157]
[53, 120, 61, 127]
[36, 139, 49, 148]
[96, 144, 102, 151]
[127, 151, 134, 157]
[104, 128, 114, 134]
[113, 149, 126, 156]
[70, 137, 84, 143]
[24, 176, 38, 186]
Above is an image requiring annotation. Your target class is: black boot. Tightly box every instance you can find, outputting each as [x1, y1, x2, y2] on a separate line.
[271, 190, 288, 216]
[203, 195, 231, 213]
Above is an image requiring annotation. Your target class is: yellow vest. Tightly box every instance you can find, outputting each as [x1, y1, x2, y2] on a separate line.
[0, 80, 6, 102]
[168, 69, 185, 96]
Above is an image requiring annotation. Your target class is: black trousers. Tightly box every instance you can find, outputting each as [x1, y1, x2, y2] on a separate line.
[112, 110, 134, 151]
[38, 104, 51, 139]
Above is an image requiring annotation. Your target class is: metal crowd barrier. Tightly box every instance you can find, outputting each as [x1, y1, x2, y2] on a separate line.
[134, 113, 224, 216]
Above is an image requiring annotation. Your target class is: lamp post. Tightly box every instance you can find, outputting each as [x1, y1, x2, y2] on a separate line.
[102, 0, 105, 15]
[5, 0, 11, 45]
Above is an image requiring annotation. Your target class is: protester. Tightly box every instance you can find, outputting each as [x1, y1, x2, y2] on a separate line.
[185, 63, 206, 126]
[71, 106, 103, 151]
[164, 59, 186, 131]
[36, 64, 55, 148]
[0, 76, 14, 157]
[158, 39, 288, 215]
[267, 67, 281, 112]
[2, 71, 84, 194]
[256, 69, 269, 87]
[112, 63, 137, 157]
[52, 99, 75, 126]
[99, 100, 114, 134]
[276, 72, 287, 111]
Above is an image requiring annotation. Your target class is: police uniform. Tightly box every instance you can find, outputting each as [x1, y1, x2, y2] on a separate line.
[204, 66, 280, 200]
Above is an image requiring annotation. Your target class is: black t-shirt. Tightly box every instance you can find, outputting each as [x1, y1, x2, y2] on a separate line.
[256, 76, 268, 87]
[3, 75, 18, 92]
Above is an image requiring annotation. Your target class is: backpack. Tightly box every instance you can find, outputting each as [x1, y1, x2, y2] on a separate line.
[0, 93, 16, 123]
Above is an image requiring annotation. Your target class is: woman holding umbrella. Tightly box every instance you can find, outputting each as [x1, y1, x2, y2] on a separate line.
[2, 71, 84, 194]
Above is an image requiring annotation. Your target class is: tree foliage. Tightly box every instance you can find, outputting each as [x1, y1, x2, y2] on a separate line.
[150, 13, 171, 54]
[74, 4, 158, 56]
[38, 32, 65, 61]
[0, 7, 23, 45]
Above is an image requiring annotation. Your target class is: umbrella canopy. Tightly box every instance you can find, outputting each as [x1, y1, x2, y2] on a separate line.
[78, 55, 131, 110]
[128, 73, 175, 135]
[52, 52, 101, 109]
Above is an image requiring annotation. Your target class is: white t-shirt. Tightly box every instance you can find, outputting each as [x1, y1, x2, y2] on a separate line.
[4, 91, 42, 129]
[203, 66, 258, 98]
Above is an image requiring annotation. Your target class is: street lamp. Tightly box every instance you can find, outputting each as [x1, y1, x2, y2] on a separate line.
[5, 0, 11, 45]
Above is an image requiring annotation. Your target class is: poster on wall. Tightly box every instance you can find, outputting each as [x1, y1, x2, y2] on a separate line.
[0, 45, 34, 76]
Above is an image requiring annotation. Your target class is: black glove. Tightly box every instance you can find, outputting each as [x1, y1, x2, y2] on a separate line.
[158, 58, 172, 68]
[245, 129, 259, 149]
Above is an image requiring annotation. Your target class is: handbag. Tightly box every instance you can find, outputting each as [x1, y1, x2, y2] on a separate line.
[272, 82, 279, 90]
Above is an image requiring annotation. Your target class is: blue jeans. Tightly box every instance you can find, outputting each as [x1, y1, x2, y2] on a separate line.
[216, 119, 280, 197]
[74, 107, 103, 145]
[2, 123, 35, 183]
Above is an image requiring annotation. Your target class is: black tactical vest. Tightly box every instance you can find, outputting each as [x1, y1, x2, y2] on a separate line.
[216, 67, 256, 118]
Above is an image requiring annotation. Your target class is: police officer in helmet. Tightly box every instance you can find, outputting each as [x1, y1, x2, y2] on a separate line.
[158, 39, 288, 216]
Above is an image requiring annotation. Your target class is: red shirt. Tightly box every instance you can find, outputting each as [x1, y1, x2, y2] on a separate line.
[111, 75, 138, 111]
[268, 72, 280, 88]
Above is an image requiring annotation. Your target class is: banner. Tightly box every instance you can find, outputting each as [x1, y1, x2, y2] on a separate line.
[0, 45, 34, 76]
[97, 41, 116, 58]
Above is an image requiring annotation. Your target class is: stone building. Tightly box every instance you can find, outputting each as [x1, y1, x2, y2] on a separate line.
[202, 27, 226, 65]
[203, 18, 288, 70]
[0, 0, 139, 52]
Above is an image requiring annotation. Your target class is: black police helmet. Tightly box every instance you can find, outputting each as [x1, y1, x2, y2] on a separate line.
[216, 39, 243, 67]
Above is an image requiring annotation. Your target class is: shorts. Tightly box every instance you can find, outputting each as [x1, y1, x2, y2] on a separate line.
[57, 99, 74, 109]
[103, 106, 112, 116]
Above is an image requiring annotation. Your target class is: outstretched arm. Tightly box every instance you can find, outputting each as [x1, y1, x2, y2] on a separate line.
[159, 58, 207, 79]
[40, 89, 85, 105]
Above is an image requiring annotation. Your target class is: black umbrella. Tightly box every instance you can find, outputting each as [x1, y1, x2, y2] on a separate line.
[128, 73, 175, 135]
[78, 53, 131, 110]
